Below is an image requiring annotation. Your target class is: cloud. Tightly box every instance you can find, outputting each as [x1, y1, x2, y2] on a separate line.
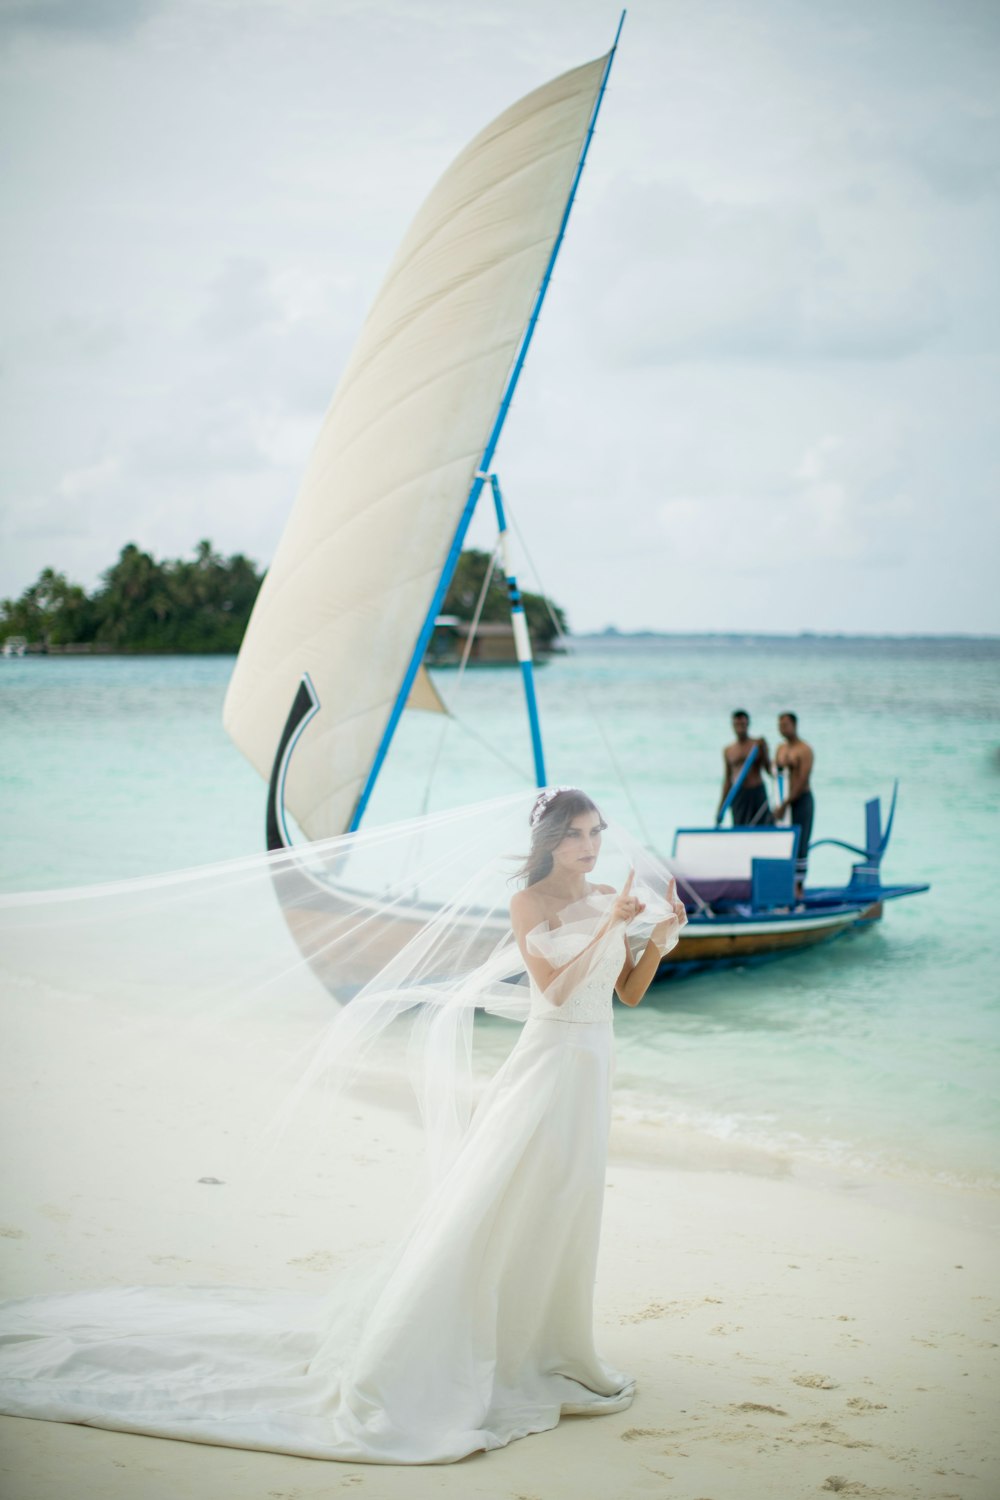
[56, 453, 122, 499]
[0, 0, 161, 41]
[591, 182, 949, 366]
[651, 425, 914, 582]
[38, 316, 126, 364]
[199, 258, 282, 343]
[0, 452, 125, 554]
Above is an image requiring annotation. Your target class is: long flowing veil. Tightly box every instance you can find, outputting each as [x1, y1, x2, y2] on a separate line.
[0, 793, 682, 1416]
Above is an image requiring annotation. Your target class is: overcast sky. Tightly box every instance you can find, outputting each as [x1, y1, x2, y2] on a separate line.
[2, 0, 998, 634]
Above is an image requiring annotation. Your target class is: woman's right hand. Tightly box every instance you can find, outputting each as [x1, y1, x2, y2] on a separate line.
[611, 869, 645, 927]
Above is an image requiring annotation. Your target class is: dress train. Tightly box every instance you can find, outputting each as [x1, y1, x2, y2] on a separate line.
[0, 943, 633, 1464]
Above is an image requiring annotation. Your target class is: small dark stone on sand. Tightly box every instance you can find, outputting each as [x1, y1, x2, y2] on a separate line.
[197, 1176, 225, 1185]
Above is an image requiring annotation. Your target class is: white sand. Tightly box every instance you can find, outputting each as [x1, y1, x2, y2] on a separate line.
[1, 982, 998, 1500]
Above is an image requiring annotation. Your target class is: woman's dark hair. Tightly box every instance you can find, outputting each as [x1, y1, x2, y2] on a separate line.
[516, 789, 606, 887]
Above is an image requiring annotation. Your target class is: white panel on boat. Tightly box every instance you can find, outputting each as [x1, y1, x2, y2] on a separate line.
[223, 55, 608, 840]
[673, 830, 797, 878]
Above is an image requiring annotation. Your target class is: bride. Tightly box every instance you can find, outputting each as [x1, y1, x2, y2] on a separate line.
[0, 787, 685, 1465]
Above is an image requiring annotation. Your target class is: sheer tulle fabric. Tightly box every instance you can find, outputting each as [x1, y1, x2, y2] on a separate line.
[0, 794, 683, 1463]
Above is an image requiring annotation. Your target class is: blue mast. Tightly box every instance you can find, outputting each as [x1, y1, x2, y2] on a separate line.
[348, 13, 626, 832]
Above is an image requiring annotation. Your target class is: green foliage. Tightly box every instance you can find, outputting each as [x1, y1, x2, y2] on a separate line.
[0, 567, 96, 646]
[0, 541, 264, 653]
[441, 549, 568, 644]
[0, 544, 567, 653]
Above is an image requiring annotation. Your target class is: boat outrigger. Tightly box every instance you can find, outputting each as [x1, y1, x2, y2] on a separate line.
[223, 16, 929, 985]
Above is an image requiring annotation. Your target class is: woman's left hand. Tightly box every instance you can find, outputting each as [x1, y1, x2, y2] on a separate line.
[662, 879, 687, 929]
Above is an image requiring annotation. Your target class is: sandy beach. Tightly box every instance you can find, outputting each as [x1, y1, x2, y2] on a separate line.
[1, 974, 997, 1500]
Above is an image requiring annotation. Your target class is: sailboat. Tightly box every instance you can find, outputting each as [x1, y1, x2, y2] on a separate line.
[222, 16, 929, 985]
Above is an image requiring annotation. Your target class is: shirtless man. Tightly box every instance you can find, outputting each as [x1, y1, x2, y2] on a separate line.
[774, 711, 815, 898]
[718, 710, 773, 827]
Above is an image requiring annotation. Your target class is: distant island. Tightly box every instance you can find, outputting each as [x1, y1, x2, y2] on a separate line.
[1, 542, 264, 654]
[434, 549, 567, 652]
[1, 543, 567, 656]
[582, 627, 998, 645]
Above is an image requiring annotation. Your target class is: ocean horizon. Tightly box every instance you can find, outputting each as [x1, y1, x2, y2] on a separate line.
[579, 629, 1000, 641]
[9, 627, 999, 648]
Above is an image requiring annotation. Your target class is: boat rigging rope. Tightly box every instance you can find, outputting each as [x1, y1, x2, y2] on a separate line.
[503, 503, 656, 846]
[411, 503, 712, 920]
[416, 541, 532, 823]
[503, 503, 713, 918]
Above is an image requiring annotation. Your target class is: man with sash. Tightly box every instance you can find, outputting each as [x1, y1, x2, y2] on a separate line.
[718, 710, 773, 827]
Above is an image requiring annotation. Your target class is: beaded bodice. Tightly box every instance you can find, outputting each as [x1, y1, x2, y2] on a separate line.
[528, 939, 623, 1024]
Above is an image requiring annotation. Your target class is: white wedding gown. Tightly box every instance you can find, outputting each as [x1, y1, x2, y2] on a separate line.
[0, 940, 634, 1464]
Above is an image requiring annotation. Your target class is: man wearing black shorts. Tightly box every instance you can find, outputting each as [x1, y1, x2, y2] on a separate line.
[718, 710, 773, 826]
[774, 712, 815, 898]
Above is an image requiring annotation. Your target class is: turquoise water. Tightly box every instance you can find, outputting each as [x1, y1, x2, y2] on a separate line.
[2, 639, 998, 1189]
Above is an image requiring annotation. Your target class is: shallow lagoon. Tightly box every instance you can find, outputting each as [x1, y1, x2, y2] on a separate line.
[2, 635, 998, 1189]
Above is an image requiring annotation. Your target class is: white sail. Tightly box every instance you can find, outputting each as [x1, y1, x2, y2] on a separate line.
[223, 54, 608, 840]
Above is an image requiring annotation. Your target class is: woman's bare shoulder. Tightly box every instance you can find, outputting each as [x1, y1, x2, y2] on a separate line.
[592, 882, 616, 895]
[510, 886, 544, 921]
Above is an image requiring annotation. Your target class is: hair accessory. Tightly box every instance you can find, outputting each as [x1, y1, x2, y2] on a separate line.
[529, 786, 582, 830]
